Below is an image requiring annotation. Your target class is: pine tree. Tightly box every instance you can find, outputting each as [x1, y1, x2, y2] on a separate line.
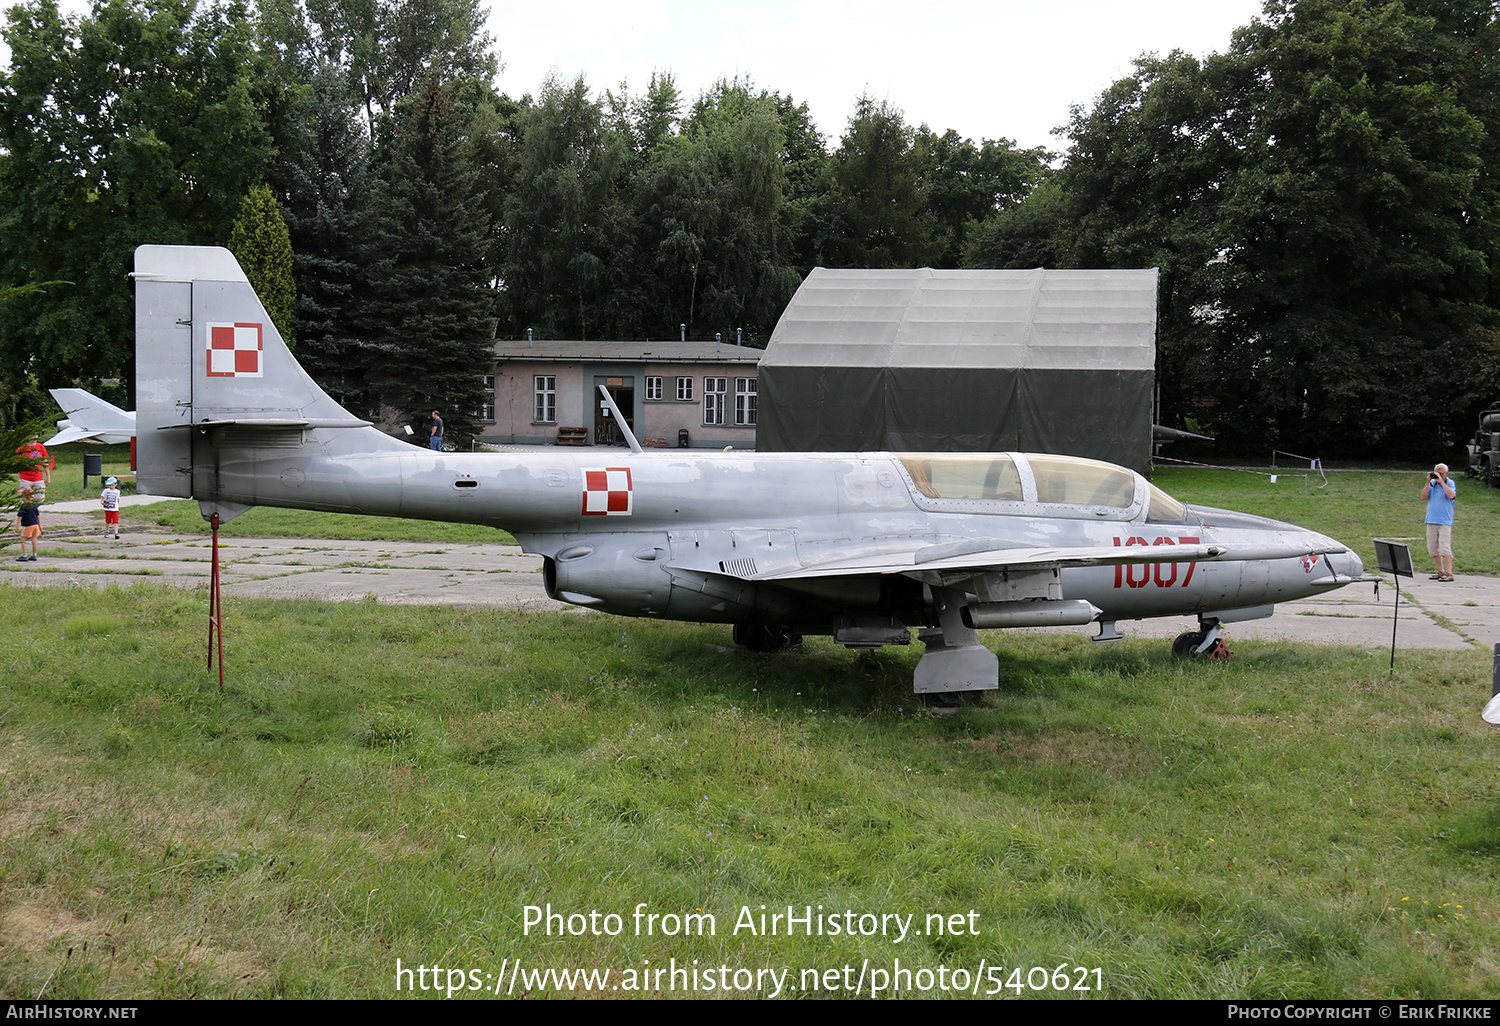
[362, 78, 496, 444]
[228, 183, 297, 344]
[280, 62, 375, 411]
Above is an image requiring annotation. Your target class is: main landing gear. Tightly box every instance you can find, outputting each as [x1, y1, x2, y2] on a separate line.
[1172, 618, 1233, 660]
[732, 623, 803, 653]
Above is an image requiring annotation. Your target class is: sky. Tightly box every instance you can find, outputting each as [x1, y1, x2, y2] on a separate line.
[488, 0, 1269, 151]
[0, 0, 1269, 153]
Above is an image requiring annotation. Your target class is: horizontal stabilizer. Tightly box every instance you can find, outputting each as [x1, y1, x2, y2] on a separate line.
[43, 427, 105, 446]
[158, 417, 373, 431]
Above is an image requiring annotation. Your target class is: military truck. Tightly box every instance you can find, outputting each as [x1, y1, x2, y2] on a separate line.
[1465, 404, 1500, 485]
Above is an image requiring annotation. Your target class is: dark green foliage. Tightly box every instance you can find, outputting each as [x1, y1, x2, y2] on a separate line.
[361, 78, 496, 443]
[632, 79, 803, 342]
[500, 75, 632, 340]
[300, 0, 498, 137]
[0, 0, 272, 414]
[999, 0, 1500, 457]
[821, 96, 943, 268]
[280, 61, 377, 412]
[1210, 0, 1500, 455]
[915, 129, 1053, 267]
[964, 179, 1072, 270]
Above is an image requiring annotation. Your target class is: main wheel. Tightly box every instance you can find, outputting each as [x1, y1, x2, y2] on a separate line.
[1172, 630, 1205, 658]
[922, 690, 984, 712]
[732, 624, 801, 653]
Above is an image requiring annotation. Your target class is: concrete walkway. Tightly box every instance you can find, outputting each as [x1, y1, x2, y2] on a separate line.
[1, 526, 1495, 653]
[44, 493, 180, 513]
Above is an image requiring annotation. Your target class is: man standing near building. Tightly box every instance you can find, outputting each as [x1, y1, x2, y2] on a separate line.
[1421, 463, 1457, 581]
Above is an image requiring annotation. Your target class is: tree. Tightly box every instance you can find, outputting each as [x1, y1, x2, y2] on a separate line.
[302, 0, 499, 137]
[1210, 0, 1500, 453]
[228, 183, 297, 344]
[1034, 0, 1500, 456]
[613, 70, 682, 156]
[631, 79, 802, 342]
[821, 97, 942, 268]
[360, 78, 496, 443]
[501, 75, 632, 340]
[0, 0, 272, 413]
[915, 129, 1053, 267]
[280, 60, 378, 410]
[964, 179, 1072, 270]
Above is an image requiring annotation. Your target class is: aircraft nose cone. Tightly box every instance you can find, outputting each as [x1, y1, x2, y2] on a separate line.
[1323, 541, 1363, 580]
[1348, 550, 1365, 578]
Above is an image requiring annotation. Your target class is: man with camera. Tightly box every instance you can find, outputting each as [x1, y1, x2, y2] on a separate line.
[1421, 464, 1457, 581]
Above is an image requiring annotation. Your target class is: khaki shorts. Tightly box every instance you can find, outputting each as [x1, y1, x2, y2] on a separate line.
[1427, 523, 1453, 557]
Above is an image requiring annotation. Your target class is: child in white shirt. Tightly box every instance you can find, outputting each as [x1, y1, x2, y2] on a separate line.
[101, 476, 122, 540]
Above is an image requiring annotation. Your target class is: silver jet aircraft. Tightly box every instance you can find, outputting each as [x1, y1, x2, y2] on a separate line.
[134, 246, 1366, 700]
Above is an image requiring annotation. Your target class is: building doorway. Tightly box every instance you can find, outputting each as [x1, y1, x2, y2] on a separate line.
[592, 377, 635, 446]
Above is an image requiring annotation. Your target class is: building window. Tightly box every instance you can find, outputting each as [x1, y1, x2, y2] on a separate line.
[704, 377, 727, 425]
[533, 375, 556, 423]
[645, 376, 663, 401]
[735, 378, 757, 426]
[676, 376, 694, 402]
[478, 374, 495, 422]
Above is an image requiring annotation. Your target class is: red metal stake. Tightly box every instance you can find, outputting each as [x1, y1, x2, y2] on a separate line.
[208, 512, 224, 692]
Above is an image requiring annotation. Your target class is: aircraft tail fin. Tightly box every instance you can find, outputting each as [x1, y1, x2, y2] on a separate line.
[133, 245, 396, 501]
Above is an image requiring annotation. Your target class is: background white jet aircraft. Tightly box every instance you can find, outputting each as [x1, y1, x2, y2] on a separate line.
[45, 388, 136, 446]
[133, 246, 1366, 700]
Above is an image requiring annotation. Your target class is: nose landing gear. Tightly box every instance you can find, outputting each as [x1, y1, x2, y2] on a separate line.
[1172, 619, 1234, 661]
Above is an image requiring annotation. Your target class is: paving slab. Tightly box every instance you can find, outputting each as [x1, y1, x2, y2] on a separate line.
[1, 530, 1496, 652]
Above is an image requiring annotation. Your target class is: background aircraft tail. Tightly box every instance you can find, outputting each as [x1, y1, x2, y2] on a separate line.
[134, 245, 401, 503]
[45, 388, 135, 446]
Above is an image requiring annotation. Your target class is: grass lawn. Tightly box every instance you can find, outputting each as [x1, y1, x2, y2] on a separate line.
[1154, 464, 1500, 576]
[0, 585, 1496, 1000]
[26, 443, 138, 502]
[122, 499, 518, 545]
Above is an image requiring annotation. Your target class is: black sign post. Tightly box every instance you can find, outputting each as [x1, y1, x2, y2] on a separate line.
[1373, 539, 1414, 671]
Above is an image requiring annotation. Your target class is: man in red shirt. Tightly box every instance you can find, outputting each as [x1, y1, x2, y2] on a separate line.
[17, 434, 52, 498]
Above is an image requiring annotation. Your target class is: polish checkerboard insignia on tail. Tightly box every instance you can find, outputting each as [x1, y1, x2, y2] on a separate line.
[206, 322, 263, 377]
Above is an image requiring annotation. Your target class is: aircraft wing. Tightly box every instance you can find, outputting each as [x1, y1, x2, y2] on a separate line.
[745, 541, 1230, 582]
[42, 426, 106, 446]
[723, 538, 1358, 584]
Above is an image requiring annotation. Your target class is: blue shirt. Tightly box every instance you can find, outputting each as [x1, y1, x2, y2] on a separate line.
[1426, 478, 1456, 525]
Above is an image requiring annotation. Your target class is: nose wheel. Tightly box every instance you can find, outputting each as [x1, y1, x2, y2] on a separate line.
[1171, 621, 1233, 660]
